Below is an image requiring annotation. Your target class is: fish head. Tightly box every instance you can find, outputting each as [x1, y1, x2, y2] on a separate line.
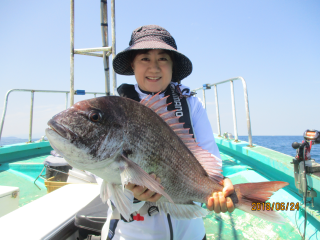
[45, 96, 126, 169]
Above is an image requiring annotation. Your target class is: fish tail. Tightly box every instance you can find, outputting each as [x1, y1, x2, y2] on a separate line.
[235, 181, 289, 223]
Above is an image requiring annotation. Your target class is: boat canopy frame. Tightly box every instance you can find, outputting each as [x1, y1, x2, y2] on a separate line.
[70, 0, 117, 106]
[1, 0, 117, 145]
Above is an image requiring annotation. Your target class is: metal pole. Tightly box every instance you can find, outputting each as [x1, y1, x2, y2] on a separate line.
[65, 93, 69, 109]
[0, 90, 14, 143]
[100, 0, 110, 96]
[70, 0, 75, 106]
[111, 0, 117, 95]
[75, 52, 103, 57]
[214, 85, 221, 137]
[240, 77, 253, 147]
[74, 47, 112, 53]
[0, 89, 111, 144]
[29, 91, 34, 142]
[202, 89, 206, 110]
[230, 81, 239, 141]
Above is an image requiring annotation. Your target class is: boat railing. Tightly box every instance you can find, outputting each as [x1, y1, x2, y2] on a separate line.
[192, 76, 253, 147]
[0, 89, 106, 144]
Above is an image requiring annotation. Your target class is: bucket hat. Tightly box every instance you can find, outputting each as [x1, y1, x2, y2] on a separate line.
[113, 25, 192, 82]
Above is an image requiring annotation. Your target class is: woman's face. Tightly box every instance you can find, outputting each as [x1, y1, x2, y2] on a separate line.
[131, 49, 173, 93]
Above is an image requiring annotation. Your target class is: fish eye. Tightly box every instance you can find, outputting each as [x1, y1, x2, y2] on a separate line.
[89, 111, 102, 122]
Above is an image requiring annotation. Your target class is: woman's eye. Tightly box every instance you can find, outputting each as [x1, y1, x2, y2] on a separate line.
[159, 57, 168, 61]
[141, 57, 149, 61]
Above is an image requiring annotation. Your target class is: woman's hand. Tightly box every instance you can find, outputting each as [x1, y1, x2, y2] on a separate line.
[207, 178, 235, 213]
[125, 173, 162, 202]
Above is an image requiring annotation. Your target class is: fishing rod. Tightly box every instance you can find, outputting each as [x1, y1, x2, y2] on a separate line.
[292, 129, 320, 239]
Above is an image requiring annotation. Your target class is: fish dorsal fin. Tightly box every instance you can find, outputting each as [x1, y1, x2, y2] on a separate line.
[141, 93, 223, 181]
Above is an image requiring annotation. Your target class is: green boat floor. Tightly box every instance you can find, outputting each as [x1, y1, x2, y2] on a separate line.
[0, 170, 47, 207]
[203, 210, 301, 240]
[8, 153, 50, 164]
[0, 153, 50, 207]
[201, 151, 301, 240]
[0, 148, 306, 239]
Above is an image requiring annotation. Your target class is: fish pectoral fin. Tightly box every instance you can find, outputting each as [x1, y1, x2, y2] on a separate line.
[120, 154, 174, 204]
[158, 202, 208, 220]
[100, 180, 109, 203]
[100, 180, 134, 221]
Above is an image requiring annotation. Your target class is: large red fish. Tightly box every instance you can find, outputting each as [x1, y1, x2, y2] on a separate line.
[45, 94, 288, 222]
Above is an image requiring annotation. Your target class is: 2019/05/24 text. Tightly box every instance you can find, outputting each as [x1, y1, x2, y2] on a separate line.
[251, 202, 300, 211]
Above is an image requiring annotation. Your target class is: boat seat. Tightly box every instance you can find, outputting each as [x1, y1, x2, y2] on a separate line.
[74, 194, 108, 239]
[0, 184, 100, 239]
[34, 151, 72, 189]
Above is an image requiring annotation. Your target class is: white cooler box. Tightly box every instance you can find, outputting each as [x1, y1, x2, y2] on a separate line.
[0, 186, 19, 217]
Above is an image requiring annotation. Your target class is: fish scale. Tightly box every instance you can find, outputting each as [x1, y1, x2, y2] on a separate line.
[126, 118, 214, 203]
[129, 137, 210, 203]
[46, 94, 289, 222]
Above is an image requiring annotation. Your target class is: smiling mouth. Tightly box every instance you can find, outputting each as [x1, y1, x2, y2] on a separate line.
[146, 77, 161, 82]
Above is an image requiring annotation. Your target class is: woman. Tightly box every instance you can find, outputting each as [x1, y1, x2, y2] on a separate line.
[103, 25, 235, 240]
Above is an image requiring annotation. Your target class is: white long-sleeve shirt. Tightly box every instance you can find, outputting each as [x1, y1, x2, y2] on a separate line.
[102, 83, 221, 240]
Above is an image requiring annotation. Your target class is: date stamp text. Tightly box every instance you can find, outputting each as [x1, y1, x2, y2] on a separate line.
[251, 202, 299, 211]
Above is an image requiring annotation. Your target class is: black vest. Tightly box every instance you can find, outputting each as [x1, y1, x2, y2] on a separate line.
[117, 83, 194, 136]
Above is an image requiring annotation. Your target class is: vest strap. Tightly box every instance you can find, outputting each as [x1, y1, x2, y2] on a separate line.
[117, 84, 140, 102]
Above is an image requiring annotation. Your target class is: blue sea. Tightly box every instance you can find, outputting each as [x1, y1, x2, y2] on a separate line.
[1, 136, 320, 163]
[238, 136, 320, 163]
[0, 137, 38, 146]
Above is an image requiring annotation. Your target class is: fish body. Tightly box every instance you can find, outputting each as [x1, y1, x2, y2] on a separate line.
[46, 95, 288, 222]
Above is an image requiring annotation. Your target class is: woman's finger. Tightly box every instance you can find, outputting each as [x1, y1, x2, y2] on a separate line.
[125, 173, 163, 201]
[146, 193, 162, 202]
[213, 192, 221, 213]
[207, 197, 214, 211]
[226, 197, 235, 213]
[134, 185, 148, 196]
[125, 182, 136, 191]
[219, 192, 227, 213]
[139, 189, 157, 200]
[222, 178, 234, 198]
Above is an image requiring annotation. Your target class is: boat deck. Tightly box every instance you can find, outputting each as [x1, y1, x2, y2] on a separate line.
[0, 153, 49, 206]
[203, 151, 301, 239]
[1, 140, 319, 239]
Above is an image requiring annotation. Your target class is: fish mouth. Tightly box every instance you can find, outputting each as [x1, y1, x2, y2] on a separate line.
[47, 119, 76, 140]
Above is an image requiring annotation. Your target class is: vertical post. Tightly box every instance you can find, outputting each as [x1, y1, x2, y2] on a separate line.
[202, 88, 206, 110]
[230, 81, 239, 141]
[94, 93, 97, 98]
[100, 0, 110, 95]
[214, 85, 221, 137]
[240, 77, 253, 147]
[29, 91, 34, 143]
[0, 90, 13, 144]
[70, 0, 75, 106]
[111, 0, 117, 95]
[65, 93, 69, 109]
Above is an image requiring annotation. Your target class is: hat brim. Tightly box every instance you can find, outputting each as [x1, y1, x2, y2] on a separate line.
[113, 41, 192, 82]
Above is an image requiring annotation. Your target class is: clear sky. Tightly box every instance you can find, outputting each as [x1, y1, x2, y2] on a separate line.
[0, 0, 319, 138]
